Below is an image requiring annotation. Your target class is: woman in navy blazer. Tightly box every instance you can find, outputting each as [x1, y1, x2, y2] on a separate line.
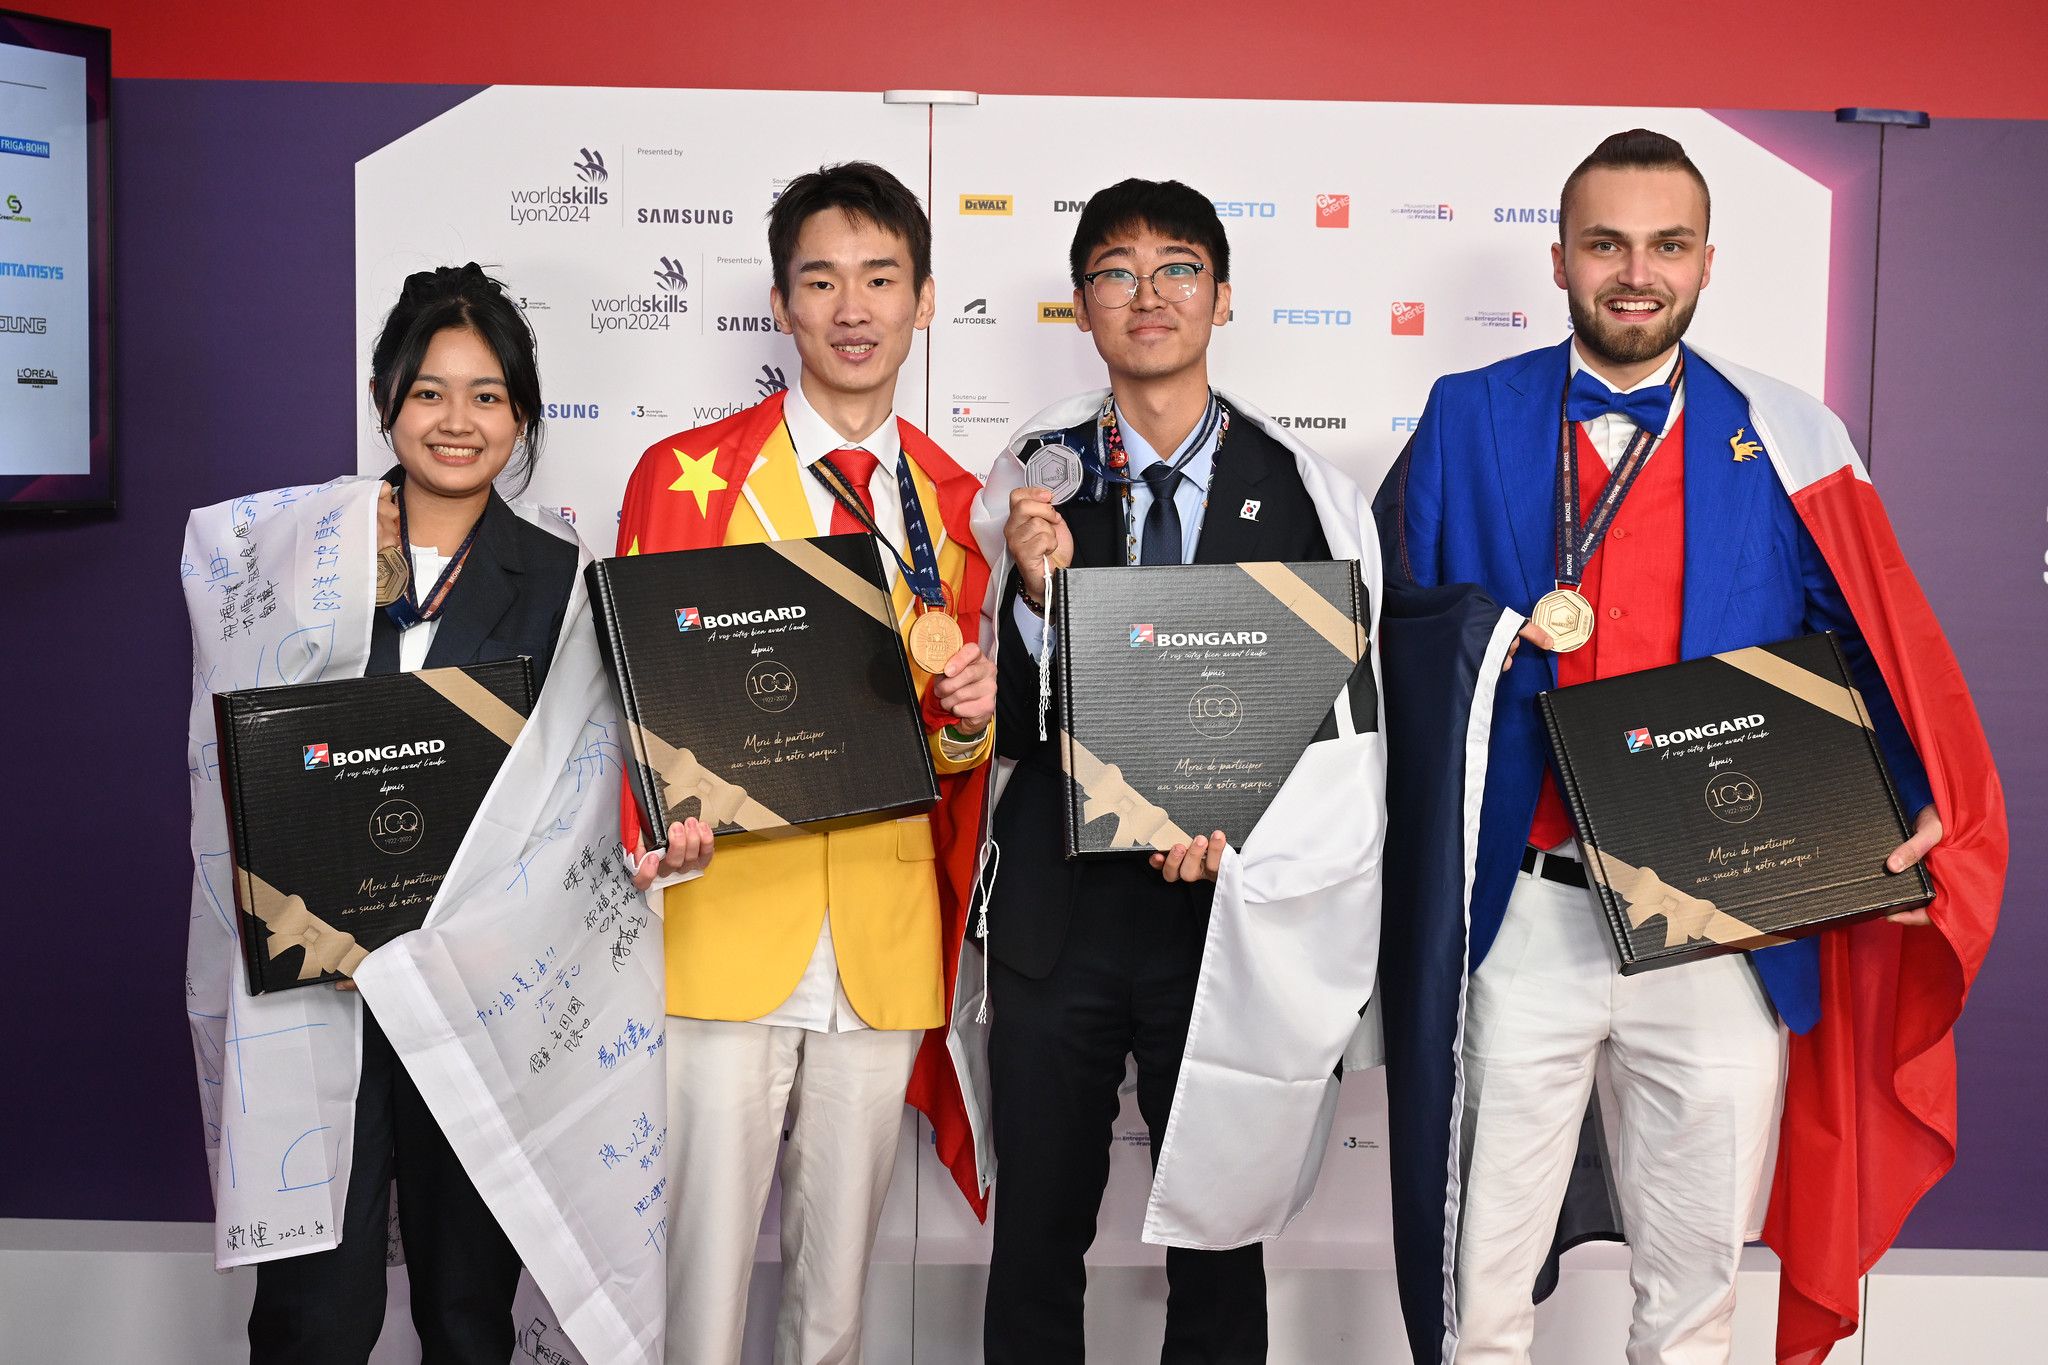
[248, 265, 576, 1365]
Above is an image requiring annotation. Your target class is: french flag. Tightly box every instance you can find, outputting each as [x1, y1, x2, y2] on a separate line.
[1708, 354, 2008, 1365]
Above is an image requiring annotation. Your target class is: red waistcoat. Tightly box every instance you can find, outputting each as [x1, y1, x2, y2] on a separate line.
[1528, 412, 1688, 849]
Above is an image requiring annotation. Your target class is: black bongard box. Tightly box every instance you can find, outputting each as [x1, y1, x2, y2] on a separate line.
[1538, 632, 1932, 973]
[1054, 560, 1368, 856]
[586, 533, 938, 849]
[214, 658, 535, 994]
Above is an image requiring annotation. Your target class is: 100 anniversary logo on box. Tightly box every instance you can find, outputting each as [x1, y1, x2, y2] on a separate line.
[587, 534, 938, 846]
[1055, 560, 1367, 856]
[1539, 632, 1931, 973]
[214, 659, 536, 993]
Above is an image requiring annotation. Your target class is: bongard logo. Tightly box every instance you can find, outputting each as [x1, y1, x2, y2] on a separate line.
[308, 739, 448, 770]
[679, 604, 808, 630]
[959, 194, 1014, 215]
[1133, 625, 1268, 649]
[1624, 714, 1766, 751]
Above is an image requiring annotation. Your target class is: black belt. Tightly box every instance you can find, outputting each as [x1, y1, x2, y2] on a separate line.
[1521, 844, 1588, 889]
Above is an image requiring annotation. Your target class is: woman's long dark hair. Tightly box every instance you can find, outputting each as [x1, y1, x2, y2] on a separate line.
[369, 263, 546, 493]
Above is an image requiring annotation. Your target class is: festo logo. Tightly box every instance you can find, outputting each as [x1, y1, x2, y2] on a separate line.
[1211, 200, 1277, 219]
[1272, 308, 1352, 326]
[1131, 623, 1268, 649]
[959, 194, 1014, 215]
[678, 604, 807, 631]
[1624, 714, 1766, 751]
[306, 739, 448, 771]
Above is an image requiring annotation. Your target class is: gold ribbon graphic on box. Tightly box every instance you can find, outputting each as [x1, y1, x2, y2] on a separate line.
[412, 666, 531, 745]
[237, 867, 371, 980]
[1063, 730, 1192, 851]
[1714, 645, 1873, 729]
[634, 724, 790, 834]
[1236, 561, 1366, 662]
[1582, 845, 1788, 952]
[764, 538, 896, 628]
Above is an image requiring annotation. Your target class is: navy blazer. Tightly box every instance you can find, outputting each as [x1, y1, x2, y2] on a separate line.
[1386, 340, 1930, 1032]
[988, 406, 1334, 978]
[368, 469, 579, 696]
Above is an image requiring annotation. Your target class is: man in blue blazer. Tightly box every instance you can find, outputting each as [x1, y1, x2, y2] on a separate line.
[1375, 130, 1941, 1364]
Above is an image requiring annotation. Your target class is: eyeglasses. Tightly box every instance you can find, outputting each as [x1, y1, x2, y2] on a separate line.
[1080, 261, 1208, 309]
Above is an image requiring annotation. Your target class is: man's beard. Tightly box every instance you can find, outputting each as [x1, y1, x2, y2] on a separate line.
[1568, 289, 1699, 368]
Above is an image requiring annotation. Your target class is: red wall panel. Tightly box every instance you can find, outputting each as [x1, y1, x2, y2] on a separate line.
[20, 0, 2048, 120]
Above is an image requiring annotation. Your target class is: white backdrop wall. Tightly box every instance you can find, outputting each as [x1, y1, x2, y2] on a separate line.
[355, 87, 1831, 1359]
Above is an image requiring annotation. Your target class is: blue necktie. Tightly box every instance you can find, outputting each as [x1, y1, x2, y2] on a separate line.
[1565, 367, 1675, 434]
[1140, 464, 1183, 566]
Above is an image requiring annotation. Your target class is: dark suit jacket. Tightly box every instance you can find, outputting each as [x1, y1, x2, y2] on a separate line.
[988, 405, 1333, 979]
[367, 469, 579, 694]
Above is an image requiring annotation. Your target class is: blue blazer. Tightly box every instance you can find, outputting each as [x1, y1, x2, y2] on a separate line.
[1387, 339, 1930, 1032]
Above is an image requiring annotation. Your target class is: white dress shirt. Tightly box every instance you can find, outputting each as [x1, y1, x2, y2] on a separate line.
[395, 544, 449, 673]
[1568, 342, 1685, 469]
[752, 373, 911, 1034]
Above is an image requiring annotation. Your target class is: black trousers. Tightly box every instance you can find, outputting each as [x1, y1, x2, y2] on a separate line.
[984, 861, 1267, 1364]
[248, 1007, 522, 1364]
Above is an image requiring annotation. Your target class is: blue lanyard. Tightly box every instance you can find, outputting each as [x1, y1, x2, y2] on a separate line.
[808, 452, 948, 611]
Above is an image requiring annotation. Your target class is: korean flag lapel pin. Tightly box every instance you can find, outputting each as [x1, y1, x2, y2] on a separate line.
[1240, 498, 1262, 521]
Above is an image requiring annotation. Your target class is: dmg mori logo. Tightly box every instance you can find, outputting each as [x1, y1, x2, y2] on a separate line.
[745, 658, 799, 713]
[1704, 772, 1763, 824]
[1188, 685, 1244, 739]
[369, 798, 425, 855]
[959, 194, 1013, 215]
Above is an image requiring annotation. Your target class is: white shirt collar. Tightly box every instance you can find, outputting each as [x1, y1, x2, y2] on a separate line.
[782, 371, 902, 472]
[1569, 341, 1681, 394]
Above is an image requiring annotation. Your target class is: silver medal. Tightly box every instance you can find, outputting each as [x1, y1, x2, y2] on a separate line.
[1024, 441, 1085, 505]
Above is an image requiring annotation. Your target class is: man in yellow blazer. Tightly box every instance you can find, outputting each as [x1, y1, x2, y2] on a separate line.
[615, 162, 995, 1365]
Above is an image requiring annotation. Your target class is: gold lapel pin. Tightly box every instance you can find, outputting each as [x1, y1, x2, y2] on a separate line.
[1730, 428, 1764, 462]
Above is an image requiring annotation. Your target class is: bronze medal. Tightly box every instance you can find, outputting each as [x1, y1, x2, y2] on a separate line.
[908, 607, 965, 674]
[375, 545, 411, 607]
[1533, 587, 1594, 654]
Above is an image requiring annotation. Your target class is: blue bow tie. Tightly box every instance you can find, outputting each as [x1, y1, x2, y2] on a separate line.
[1566, 368, 1675, 433]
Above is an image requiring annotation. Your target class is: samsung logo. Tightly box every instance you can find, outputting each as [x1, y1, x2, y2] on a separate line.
[636, 207, 734, 224]
[715, 315, 776, 332]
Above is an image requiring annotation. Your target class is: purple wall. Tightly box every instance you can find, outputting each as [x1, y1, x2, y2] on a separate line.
[0, 80, 478, 1223]
[1866, 118, 2048, 1251]
[0, 84, 2038, 1253]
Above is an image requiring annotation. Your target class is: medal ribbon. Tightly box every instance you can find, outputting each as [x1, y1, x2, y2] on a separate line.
[385, 481, 486, 630]
[1553, 352, 1685, 590]
[1098, 392, 1228, 566]
[808, 452, 948, 612]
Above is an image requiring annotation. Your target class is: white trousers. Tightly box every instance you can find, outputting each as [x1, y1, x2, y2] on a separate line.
[662, 1016, 920, 1365]
[1454, 862, 1786, 1365]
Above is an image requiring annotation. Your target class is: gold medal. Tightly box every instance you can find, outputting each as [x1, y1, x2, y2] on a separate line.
[375, 545, 410, 607]
[1532, 587, 1594, 653]
[907, 606, 965, 674]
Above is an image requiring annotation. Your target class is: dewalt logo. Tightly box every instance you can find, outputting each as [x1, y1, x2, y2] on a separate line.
[1038, 301, 1077, 323]
[959, 194, 1014, 215]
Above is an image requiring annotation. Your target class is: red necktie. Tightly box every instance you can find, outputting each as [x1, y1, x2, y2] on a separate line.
[826, 447, 879, 535]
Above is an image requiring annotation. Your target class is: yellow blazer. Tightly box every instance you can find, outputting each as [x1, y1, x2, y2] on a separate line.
[656, 423, 991, 1029]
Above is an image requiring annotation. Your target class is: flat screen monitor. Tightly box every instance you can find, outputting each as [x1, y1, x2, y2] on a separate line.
[0, 9, 112, 512]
